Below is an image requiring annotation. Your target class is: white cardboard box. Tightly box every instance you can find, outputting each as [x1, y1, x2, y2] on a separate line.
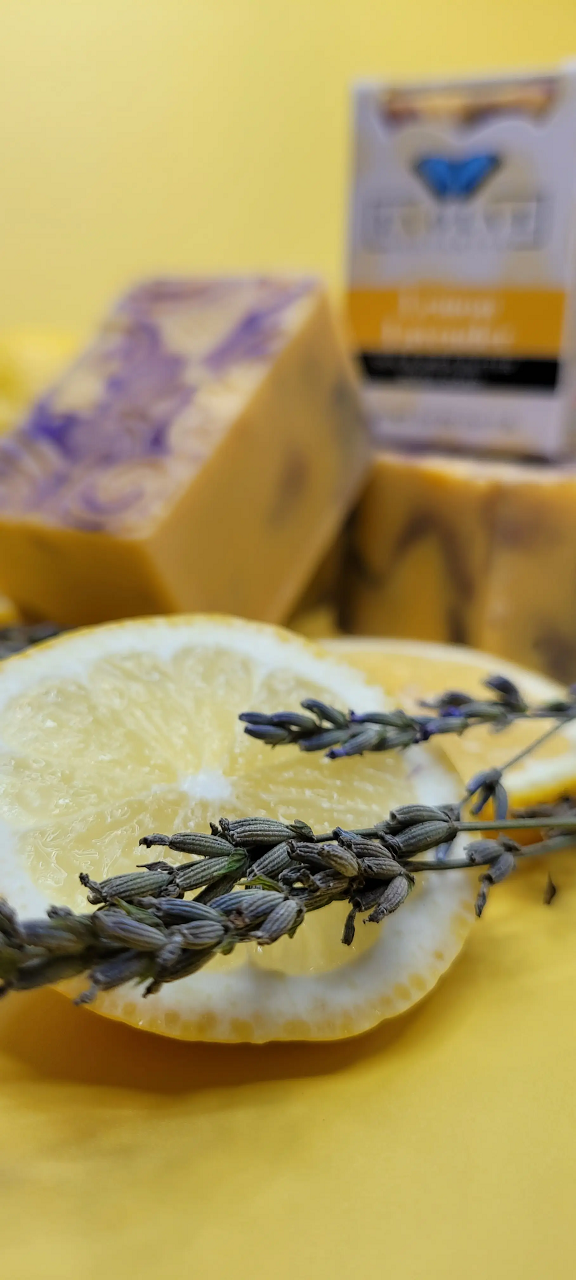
[347, 66, 576, 458]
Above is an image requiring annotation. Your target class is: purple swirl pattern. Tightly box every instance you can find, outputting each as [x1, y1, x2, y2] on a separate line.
[0, 276, 316, 533]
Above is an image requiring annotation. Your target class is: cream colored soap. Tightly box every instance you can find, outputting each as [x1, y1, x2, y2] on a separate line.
[346, 448, 576, 682]
[0, 278, 369, 626]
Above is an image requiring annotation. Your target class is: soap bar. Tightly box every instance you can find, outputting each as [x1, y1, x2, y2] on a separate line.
[0, 278, 369, 626]
[288, 537, 343, 638]
[345, 449, 576, 682]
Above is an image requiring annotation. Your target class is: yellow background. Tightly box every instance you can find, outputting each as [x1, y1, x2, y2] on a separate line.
[1, 0, 576, 330]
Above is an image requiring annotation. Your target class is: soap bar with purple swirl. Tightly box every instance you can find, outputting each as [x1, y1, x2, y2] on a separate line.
[0, 278, 369, 626]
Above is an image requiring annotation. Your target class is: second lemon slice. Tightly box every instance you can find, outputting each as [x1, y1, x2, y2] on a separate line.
[326, 636, 576, 807]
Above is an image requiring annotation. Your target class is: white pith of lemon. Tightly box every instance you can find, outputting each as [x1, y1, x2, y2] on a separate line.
[0, 616, 474, 1043]
[325, 637, 576, 809]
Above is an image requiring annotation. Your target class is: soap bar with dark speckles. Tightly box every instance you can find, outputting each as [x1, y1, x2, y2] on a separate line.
[345, 449, 576, 683]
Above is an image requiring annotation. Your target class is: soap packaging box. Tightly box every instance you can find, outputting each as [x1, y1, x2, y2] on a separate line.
[346, 65, 576, 459]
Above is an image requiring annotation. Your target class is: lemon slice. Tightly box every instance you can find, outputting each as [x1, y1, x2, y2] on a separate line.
[0, 616, 474, 1042]
[325, 637, 576, 808]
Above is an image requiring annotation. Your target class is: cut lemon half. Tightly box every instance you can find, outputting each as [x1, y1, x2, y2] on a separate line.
[326, 637, 576, 808]
[0, 616, 473, 1042]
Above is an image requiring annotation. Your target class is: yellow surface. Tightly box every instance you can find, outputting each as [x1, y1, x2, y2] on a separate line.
[0, 292, 368, 627]
[1, 631, 576, 1275]
[1, 2, 576, 331]
[0, 636, 574, 1274]
[346, 449, 576, 683]
[1, 849, 575, 1280]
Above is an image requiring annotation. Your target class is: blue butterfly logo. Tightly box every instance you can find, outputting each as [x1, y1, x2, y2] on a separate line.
[413, 153, 500, 200]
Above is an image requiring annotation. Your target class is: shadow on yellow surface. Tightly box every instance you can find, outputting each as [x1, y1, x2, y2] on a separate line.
[0, 982, 418, 1094]
[0, 848, 572, 1098]
[1, 853, 575, 1279]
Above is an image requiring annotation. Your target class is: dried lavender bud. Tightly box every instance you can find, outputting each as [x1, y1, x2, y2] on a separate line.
[446, 699, 508, 721]
[465, 839, 506, 866]
[350, 709, 415, 728]
[360, 854, 405, 880]
[0, 944, 26, 981]
[300, 699, 349, 728]
[176, 920, 227, 949]
[491, 783, 509, 822]
[544, 874, 557, 905]
[293, 886, 339, 912]
[387, 804, 452, 832]
[220, 817, 302, 846]
[334, 831, 390, 858]
[13, 953, 91, 991]
[0, 621, 61, 660]
[318, 845, 360, 878]
[483, 675, 527, 712]
[298, 728, 351, 752]
[288, 842, 330, 870]
[144, 898, 225, 926]
[342, 908, 357, 946]
[194, 873, 240, 905]
[93, 910, 166, 951]
[484, 851, 516, 884]
[311, 870, 349, 896]
[79, 869, 172, 905]
[230, 891, 287, 926]
[46, 907, 97, 937]
[475, 883, 489, 917]
[352, 882, 393, 912]
[366, 876, 412, 923]
[263, 711, 319, 732]
[291, 819, 315, 839]
[0, 898, 23, 944]
[389, 820, 457, 857]
[20, 919, 91, 955]
[466, 768, 509, 818]
[240, 724, 296, 746]
[327, 727, 388, 758]
[155, 935, 185, 967]
[251, 898, 304, 944]
[251, 842, 293, 879]
[108, 900, 163, 927]
[139, 831, 232, 857]
[147, 947, 215, 991]
[475, 850, 516, 917]
[76, 950, 153, 1003]
[420, 689, 475, 710]
[173, 851, 246, 893]
[467, 768, 502, 797]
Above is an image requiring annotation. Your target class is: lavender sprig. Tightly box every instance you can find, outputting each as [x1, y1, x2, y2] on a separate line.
[1, 801, 576, 1006]
[1, 673, 575, 1009]
[239, 677, 576, 759]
